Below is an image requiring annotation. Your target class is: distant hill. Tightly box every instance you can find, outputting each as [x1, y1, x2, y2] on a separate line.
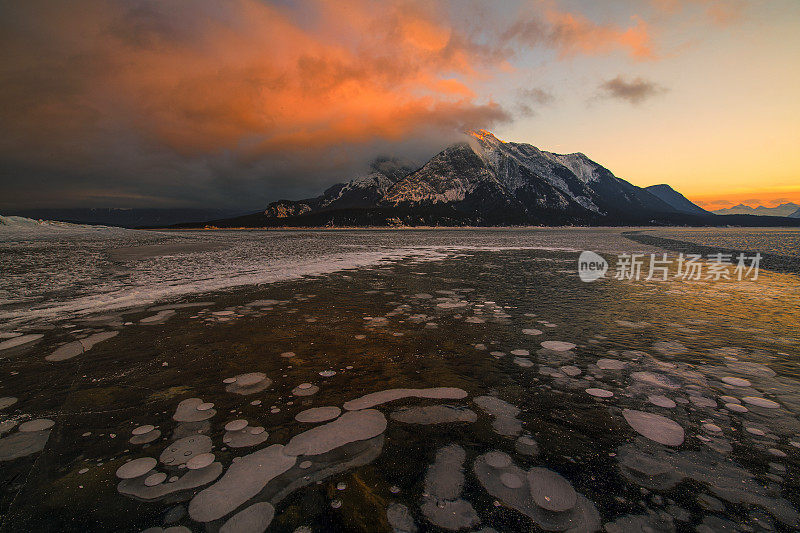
[4, 208, 246, 228]
[644, 184, 709, 215]
[712, 203, 800, 217]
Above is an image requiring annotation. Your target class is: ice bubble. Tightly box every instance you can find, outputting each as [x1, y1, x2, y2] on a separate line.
[130, 429, 161, 445]
[46, 331, 118, 362]
[189, 444, 296, 522]
[386, 503, 417, 533]
[514, 357, 534, 368]
[343, 387, 467, 411]
[390, 405, 477, 425]
[515, 436, 539, 456]
[285, 409, 386, 456]
[173, 398, 216, 422]
[132, 424, 156, 436]
[510, 349, 529, 356]
[585, 388, 613, 398]
[561, 365, 581, 377]
[144, 472, 167, 486]
[219, 502, 275, 533]
[746, 427, 766, 436]
[295, 406, 341, 423]
[725, 361, 775, 378]
[597, 358, 627, 370]
[473, 452, 600, 532]
[501, 472, 524, 489]
[319, 370, 336, 377]
[0, 397, 17, 410]
[0, 420, 18, 435]
[420, 444, 479, 530]
[0, 334, 43, 353]
[527, 467, 577, 512]
[226, 373, 271, 395]
[540, 341, 576, 352]
[116, 457, 157, 479]
[224, 420, 248, 432]
[18, 419, 55, 432]
[140, 310, 176, 325]
[742, 396, 780, 409]
[474, 396, 522, 437]
[703, 423, 722, 433]
[0, 427, 52, 461]
[224, 426, 269, 448]
[119, 461, 222, 502]
[197, 402, 214, 411]
[689, 396, 717, 408]
[631, 372, 680, 389]
[490, 351, 505, 357]
[160, 435, 212, 466]
[483, 451, 511, 469]
[523, 329, 542, 336]
[726, 403, 748, 413]
[649, 395, 676, 408]
[292, 384, 319, 397]
[186, 453, 215, 470]
[623, 409, 684, 446]
[721, 376, 751, 387]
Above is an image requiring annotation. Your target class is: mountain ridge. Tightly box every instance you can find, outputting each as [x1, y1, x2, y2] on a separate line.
[167, 131, 799, 228]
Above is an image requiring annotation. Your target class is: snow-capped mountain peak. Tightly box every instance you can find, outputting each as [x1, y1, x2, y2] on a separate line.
[261, 130, 697, 225]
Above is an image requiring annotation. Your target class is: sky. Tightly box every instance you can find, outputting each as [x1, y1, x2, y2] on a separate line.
[1, 0, 798, 211]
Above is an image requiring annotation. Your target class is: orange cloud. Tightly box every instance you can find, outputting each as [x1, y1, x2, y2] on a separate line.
[504, 4, 656, 61]
[544, 10, 655, 60]
[0, 0, 507, 168]
[651, 0, 745, 26]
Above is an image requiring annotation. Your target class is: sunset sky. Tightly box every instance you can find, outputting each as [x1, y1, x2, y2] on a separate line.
[1, 0, 798, 210]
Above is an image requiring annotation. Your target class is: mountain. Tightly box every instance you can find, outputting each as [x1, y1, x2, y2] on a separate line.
[712, 203, 800, 217]
[790, 207, 800, 219]
[170, 131, 800, 228]
[3, 208, 246, 228]
[245, 130, 686, 226]
[644, 184, 709, 215]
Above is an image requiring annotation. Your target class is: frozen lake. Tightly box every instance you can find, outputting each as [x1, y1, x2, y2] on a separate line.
[0, 227, 799, 531]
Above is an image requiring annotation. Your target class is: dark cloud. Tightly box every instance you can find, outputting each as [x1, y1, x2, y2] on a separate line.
[519, 88, 555, 106]
[0, 1, 662, 210]
[515, 87, 555, 117]
[597, 75, 667, 104]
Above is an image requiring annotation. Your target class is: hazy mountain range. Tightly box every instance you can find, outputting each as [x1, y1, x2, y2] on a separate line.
[712, 203, 800, 218]
[179, 130, 797, 228]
